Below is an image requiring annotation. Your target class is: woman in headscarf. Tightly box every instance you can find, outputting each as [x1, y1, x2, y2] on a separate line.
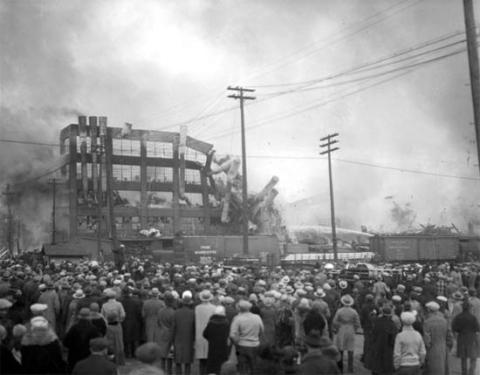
[332, 294, 361, 373]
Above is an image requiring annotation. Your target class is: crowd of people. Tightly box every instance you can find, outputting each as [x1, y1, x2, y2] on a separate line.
[0, 256, 479, 375]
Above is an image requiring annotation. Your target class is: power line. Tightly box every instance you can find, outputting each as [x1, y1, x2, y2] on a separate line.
[241, 154, 480, 181]
[208, 70, 412, 141]
[243, 0, 421, 82]
[10, 163, 66, 188]
[256, 32, 468, 96]
[207, 41, 471, 141]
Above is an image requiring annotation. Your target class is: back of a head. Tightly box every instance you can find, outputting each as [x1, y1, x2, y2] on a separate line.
[135, 342, 162, 365]
[89, 302, 100, 313]
[89, 337, 108, 353]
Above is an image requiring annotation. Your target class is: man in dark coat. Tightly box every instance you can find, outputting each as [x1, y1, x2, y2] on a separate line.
[173, 292, 195, 375]
[203, 306, 231, 375]
[121, 288, 143, 358]
[64, 307, 101, 372]
[370, 307, 397, 375]
[72, 337, 117, 375]
[21, 316, 67, 374]
[303, 301, 327, 336]
[452, 300, 480, 375]
[359, 294, 377, 365]
[299, 330, 340, 375]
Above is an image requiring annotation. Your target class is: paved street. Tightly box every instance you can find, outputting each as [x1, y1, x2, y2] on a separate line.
[119, 334, 472, 375]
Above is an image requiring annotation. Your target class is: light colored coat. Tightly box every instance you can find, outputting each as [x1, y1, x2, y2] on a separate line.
[38, 289, 60, 332]
[423, 311, 452, 375]
[332, 306, 360, 351]
[195, 302, 216, 359]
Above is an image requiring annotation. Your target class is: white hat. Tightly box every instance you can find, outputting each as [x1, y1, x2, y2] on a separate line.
[30, 303, 48, 314]
[392, 295, 402, 302]
[436, 295, 448, 303]
[182, 290, 193, 300]
[30, 316, 48, 329]
[400, 312, 416, 325]
[214, 305, 226, 316]
[339, 280, 348, 290]
[0, 299, 13, 310]
[298, 298, 310, 309]
[425, 301, 440, 312]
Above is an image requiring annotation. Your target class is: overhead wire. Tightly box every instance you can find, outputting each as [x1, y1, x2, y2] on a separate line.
[242, 0, 421, 83]
[10, 163, 67, 188]
[151, 0, 422, 132]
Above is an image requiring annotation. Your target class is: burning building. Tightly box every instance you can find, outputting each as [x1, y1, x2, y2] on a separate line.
[35, 115, 282, 263]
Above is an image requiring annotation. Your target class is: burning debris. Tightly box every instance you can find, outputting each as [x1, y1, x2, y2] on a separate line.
[206, 151, 282, 235]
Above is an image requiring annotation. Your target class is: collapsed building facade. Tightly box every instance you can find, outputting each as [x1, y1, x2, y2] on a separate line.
[46, 116, 282, 263]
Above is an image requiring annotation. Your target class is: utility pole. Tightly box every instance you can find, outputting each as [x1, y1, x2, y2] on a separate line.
[48, 179, 57, 245]
[227, 86, 256, 255]
[463, 0, 480, 175]
[2, 184, 15, 255]
[320, 133, 339, 261]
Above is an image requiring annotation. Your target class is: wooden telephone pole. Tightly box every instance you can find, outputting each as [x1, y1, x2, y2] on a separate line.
[2, 184, 15, 255]
[320, 133, 339, 261]
[463, 0, 480, 175]
[227, 86, 256, 255]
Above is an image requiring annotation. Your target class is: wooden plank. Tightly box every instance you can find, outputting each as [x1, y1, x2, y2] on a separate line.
[186, 136, 214, 154]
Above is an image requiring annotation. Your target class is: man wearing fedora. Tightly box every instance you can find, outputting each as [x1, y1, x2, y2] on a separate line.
[195, 289, 216, 375]
[332, 294, 361, 373]
[64, 307, 102, 372]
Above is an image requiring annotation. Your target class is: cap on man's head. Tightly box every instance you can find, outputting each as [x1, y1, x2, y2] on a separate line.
[30, 303, 48, 314]
[0, 299, 12, 310]
[90, 337, 109, 352]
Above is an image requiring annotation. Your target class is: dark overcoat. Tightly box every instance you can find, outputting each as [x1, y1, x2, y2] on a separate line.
[72, 354, 117, 375]
[173, 305, 195, 364]
[203, 314, 231, 375]
[21, 328, 67, 374]
[452, 309, 480, 359]
[369, 315, 397, 374]
[121, 295, 143, 343]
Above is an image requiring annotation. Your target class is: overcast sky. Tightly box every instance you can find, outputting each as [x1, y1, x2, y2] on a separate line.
[1, 0, 480, 231]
